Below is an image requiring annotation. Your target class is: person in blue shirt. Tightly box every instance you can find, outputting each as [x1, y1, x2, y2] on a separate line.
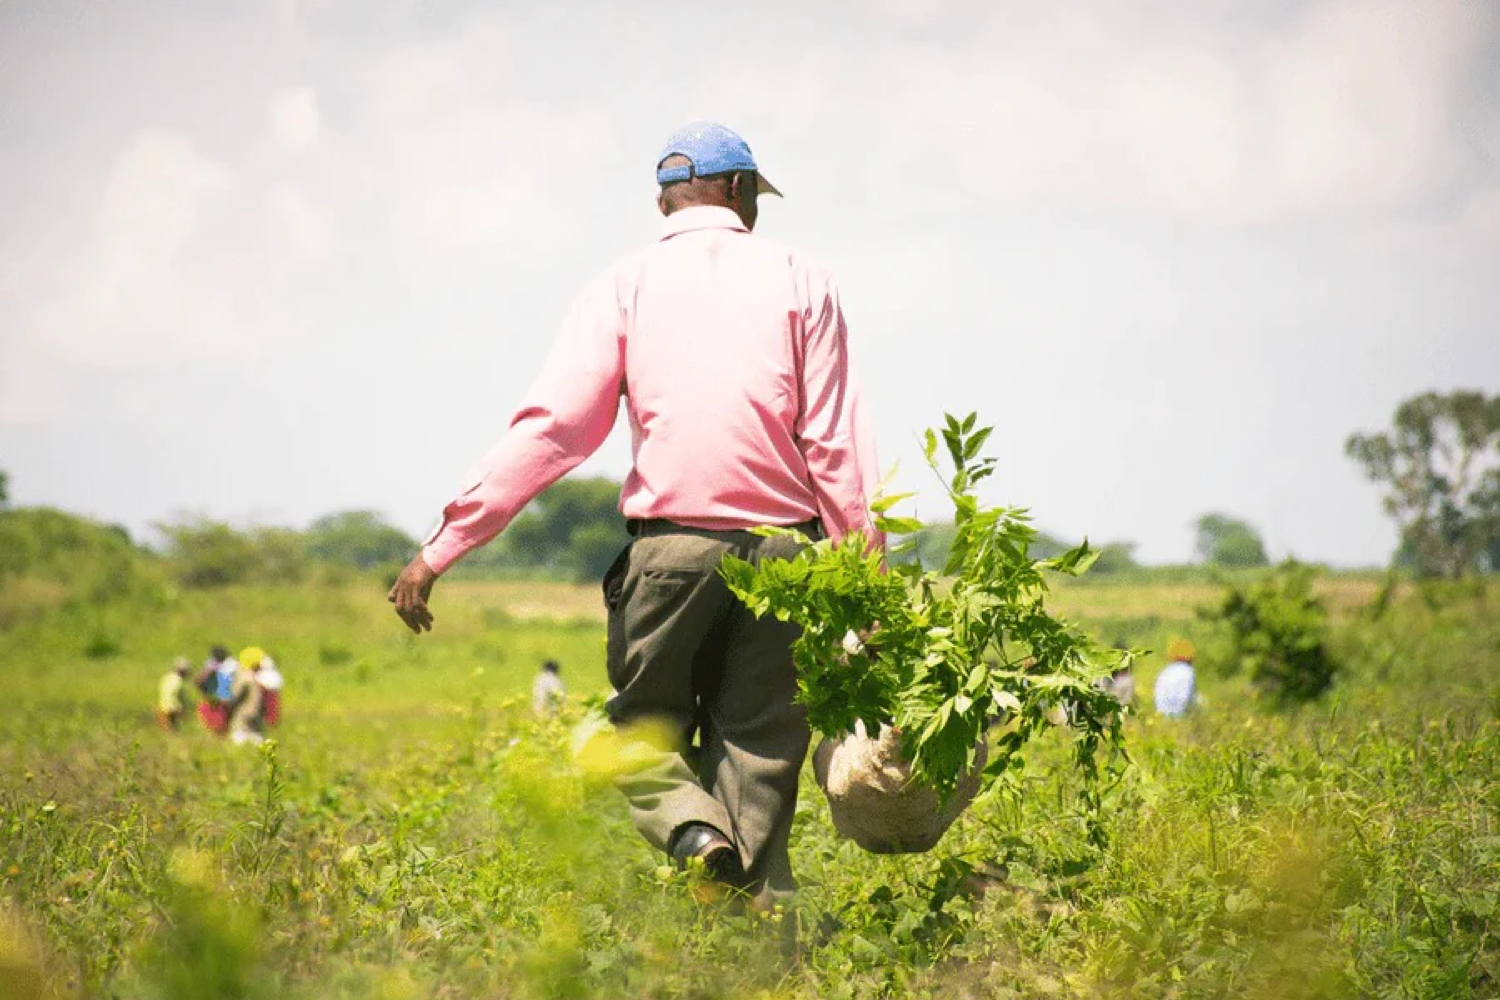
[214, 652, 240, 703]
[1153, 639, 1197, 718]
[192, 644, 239, 735]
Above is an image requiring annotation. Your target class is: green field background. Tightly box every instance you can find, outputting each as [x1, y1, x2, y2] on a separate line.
[2, 574, 1497, 999]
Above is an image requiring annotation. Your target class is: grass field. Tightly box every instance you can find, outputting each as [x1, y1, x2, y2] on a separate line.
[1, 573, 1497, 999]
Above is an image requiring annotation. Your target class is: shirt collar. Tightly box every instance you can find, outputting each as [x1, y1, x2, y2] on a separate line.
[660, 205, 748, 240]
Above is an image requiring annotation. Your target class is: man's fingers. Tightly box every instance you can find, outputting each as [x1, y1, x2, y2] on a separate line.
[389, 561, 436, 634]
[394, 590, 433, 633]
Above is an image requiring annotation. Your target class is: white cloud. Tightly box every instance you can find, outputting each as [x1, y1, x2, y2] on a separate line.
[268, 87, 321, 154]
[0, 130, 233, 421]
[91, 131, 230, 333]
[264, 183, 333, 262]
[333, 27, 622, 268]
[710, 0, 1494, 225]
[1462, 188, 1500, 240]
[1255, 0, 1477, 216]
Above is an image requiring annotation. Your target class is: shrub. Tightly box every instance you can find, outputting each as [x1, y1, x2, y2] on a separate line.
[155, 518, 261, 588]
[83, 630, 122, 660]
[318, 644, 355, 667]
[154, 518, 311, 588]
[1206, 561, 1337, 705]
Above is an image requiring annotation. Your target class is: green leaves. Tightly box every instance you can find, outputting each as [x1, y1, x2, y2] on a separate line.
[1041, 540, 1102, 577]
[874, 515, 925, 536]
[720, 413, 1129, 820]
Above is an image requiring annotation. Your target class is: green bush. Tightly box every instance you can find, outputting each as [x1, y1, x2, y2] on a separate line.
[155, 518, 262, 588]
[318, 643, 355, 667]
[1205, 561, 1338, 704]
[304, 511, 417, 571]
[154, 518, 313, 588]
[0, 507, 162, 620]
[82, 630, 122, 660]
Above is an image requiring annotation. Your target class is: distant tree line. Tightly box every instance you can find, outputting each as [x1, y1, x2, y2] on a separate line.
[0, 472, 629, 592]
[6, 384, 1496, 598]
[153, 512, 420, 588]
[149, 476, 632, 589]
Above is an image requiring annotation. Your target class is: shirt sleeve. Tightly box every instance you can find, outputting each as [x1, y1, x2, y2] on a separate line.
[421, 273, 627, 575]
[796, 268, 884, 551]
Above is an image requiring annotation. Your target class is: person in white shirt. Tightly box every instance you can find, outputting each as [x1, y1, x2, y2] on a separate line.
[532, 659, 565, 717]
[1154, 639, 1198, 718]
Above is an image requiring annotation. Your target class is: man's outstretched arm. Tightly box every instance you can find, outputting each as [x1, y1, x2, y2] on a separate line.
[390, 275, 626, 634]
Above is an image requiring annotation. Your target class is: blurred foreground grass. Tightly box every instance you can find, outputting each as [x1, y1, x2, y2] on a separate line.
[1, 575, 1496, 999]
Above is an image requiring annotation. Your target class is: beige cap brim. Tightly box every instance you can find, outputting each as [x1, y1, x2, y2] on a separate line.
[756, 172, 782, 198]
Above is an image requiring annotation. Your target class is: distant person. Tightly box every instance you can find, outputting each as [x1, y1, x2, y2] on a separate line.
[228, 647, 267, 746]
[257, 655, 284, 729]
[532, 659, 566, 716]
[1153, 639, 1197, 718]
[215, 649, 241, 703]
[1104, 666, 1136, 708]
[1098, 637, 1135, 709]
[195, 645, 233, 735]
[194, 645, 227, 698]
[157, 657, 193, 730]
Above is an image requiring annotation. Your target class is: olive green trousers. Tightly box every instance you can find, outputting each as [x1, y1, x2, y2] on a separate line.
[602, 523, 814, 902]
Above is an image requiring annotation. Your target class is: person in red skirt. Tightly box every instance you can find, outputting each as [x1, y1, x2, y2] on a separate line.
[258, 654, 283, 729]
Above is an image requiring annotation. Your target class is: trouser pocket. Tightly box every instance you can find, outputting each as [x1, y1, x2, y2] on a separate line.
[601, 542, 632, 613]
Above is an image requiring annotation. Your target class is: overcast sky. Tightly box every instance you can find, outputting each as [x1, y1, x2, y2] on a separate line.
[2, 0, 1497, 567]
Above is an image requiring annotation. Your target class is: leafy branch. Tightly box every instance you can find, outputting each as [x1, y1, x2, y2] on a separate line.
[720, 414, 1130, 843]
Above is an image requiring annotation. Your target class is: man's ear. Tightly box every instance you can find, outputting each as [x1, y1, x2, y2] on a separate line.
[656, 189, 668, 216]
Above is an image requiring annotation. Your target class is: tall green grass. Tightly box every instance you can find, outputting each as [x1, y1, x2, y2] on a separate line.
[1, 577, 1495, 998]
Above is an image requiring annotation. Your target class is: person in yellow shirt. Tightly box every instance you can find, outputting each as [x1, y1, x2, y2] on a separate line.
[157, 657, 193, 730]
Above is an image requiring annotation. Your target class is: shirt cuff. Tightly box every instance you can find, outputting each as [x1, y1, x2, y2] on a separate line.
[421, 532, 466, 577]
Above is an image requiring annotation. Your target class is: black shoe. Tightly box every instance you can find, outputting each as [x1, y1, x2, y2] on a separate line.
[670, 824, 748, 901]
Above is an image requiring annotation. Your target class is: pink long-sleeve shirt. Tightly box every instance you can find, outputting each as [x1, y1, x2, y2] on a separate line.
[421, 205, 882, 575]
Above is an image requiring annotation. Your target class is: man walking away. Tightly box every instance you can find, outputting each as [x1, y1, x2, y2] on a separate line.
[390, 121, 882, 909]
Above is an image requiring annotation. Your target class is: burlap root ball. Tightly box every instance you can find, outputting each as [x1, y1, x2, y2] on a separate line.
[811, 719, 986, 854]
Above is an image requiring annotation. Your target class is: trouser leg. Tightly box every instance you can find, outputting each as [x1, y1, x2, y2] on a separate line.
[604, 538, 735, 852]
[698, 536, 810, 901]
[603, 530, 811, 898]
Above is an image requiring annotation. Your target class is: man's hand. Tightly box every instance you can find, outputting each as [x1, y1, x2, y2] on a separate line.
[388, 555, 438, 634]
